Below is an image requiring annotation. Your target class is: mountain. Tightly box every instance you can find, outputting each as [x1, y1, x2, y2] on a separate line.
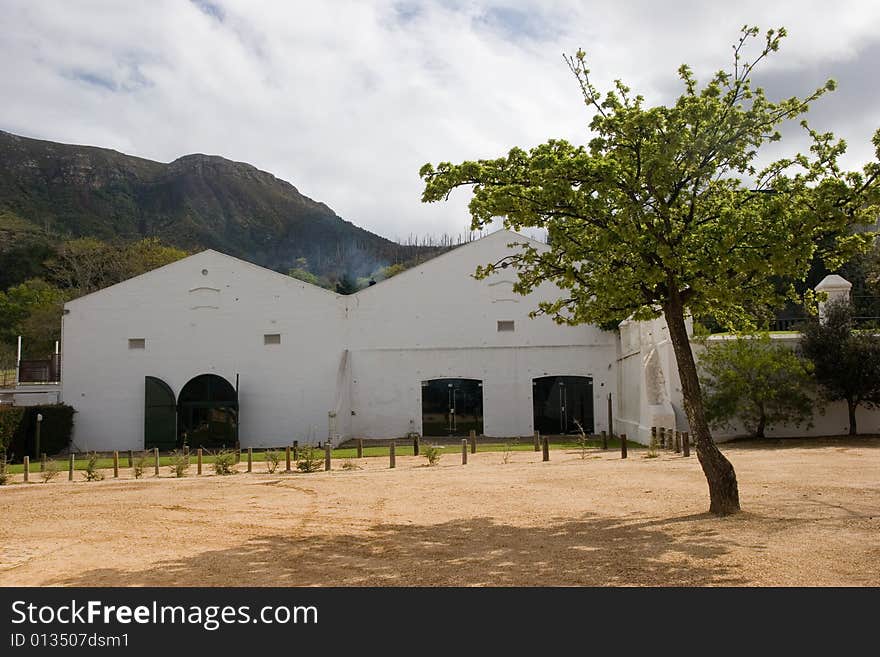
[0, 130, 436, 279]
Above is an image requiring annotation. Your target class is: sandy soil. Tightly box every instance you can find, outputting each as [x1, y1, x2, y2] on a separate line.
[1, 439, 879, 586]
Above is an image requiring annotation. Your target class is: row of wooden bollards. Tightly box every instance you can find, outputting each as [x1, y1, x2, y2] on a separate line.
[651, 427, 692, 457]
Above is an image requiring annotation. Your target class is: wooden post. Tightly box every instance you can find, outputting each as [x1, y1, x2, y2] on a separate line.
[68, 452, 74, 481]
[621, 433, 628, 459]
[533, 431, 540, 452]
[23, 456, 29, 482]
[413, 434, 420, 457]
[40, 453, 47, 472]
[154, 448, 159, 476]
[247, 447, 253, 472]
[128, 450, 133, 468]
[197, 448, 203, 475]
[324, 443, 332, 471]
[285, 446, 291, 472]
[659, 427, 666, 449]
[651, 426, 657, 448]
[469, 429, 476, 454]
[682, 432, 690, 457]
[601, 430, 608, 450]
[113, 451, 119, 478]
[34, 415, 42, 462]
[183, 445, 189, 458]
[235, 449, 241, 464]
[389, 441, 396, 469]
[674, 431, 681, 453]
[461, 439, 468, 465]
[542, 435, 549, 462]
[607, 393, 613, 439]
[293, 440, 299, 461]
[357, 439, 363, 459]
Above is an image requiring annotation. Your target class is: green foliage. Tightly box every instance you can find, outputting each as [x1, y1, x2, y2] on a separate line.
[334, 276, 358, 295]
[0, 278, 66, 353]
[212, 450, 237, 475]
[265, 450, 282, 474]
[82, 452, 104, 481]
[0, 456, 8, 485]
[341, 459, 361, 471]
[699, 334, 815, 438]
[799, 300, 880, 434]
[11, 405, 75, 459]
[0, 406, 25, 455]
[168, 450, 190, 478]
[296, 445, 323, 473]
[422, 444, 442, 466]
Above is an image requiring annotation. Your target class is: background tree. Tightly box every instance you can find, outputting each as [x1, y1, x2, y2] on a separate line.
[0, 278, 65, 353]
[420, 26, 880, 514]
[799, 300, 880, 434]
[699, 334, 815, 439]
[334, 275, 358, 295]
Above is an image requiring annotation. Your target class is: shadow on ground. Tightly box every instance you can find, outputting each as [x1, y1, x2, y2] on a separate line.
[51, 513, 748, 586]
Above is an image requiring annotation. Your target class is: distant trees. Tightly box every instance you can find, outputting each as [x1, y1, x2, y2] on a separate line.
[800, 301, 880, 435]
[0, 278, 66, 356]
[699, 334, 815, 439]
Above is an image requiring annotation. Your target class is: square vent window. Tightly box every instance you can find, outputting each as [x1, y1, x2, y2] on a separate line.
[128, 338, 146, 349]
[264, 333, 282, 345]
[497, 320, 515, 332]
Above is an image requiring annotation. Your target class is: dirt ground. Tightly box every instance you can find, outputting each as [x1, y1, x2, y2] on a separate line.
[1, 438, 879, 586]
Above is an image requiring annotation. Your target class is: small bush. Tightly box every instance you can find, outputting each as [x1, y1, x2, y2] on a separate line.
[41, 460, 60, 483]
[133, 454, 147, 479]
[168, 450, 190, 478]
[82, 452, 104, 481]
[645, 433, 659, 459]
[296, 445, 322, 473]
[265, 450, 281, 474]
[341, 459, 361, 471]
[573, 420, 590, 459]
[0, 457, 9, 485]
[502, 438, 518, 464]
[213, 450, 237, 475]
[422, 444, 442, 466]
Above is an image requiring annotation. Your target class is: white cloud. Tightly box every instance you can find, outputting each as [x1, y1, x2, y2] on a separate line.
[2, 0, 879, 241]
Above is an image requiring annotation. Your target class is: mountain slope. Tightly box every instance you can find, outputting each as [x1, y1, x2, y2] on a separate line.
[0, 130, 433, 278]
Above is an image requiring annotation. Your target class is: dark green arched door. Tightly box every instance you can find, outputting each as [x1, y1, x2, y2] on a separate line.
[145, 376, 177, 451]
[178, 374, 238, 450]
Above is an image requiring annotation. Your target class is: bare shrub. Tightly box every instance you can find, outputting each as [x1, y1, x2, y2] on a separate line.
[41, 460, 60, 483]
[133, 454, 147, 479]
[341, 459, 361, 471]
[265, 450, 281, 474]
[169, 450, 190, 478]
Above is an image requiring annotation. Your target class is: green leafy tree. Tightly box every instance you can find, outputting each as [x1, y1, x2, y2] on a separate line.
[0, 278, 66, 353]
[799, 300, 880, 435]
[420, 26, 880, 514]
[288, 257, 321, 286]
[335, 275, 358, 295]
[699, 334, 815, 438]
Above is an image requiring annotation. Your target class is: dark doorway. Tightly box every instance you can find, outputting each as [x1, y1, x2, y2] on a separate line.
[145, 376, 177, 451]
[533, 376, 594, 435]
[178, 374, 238, 449]
[421, 378, 483, 437]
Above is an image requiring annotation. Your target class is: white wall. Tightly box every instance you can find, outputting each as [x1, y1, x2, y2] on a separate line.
[62, 251, 346, 450]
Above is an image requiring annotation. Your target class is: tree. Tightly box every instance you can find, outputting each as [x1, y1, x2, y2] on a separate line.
[699, 334, 815, 439]
[799, 300, 880, 434]
[288, 258, 321, 286]
[0, 278, 66, 354]
[420, 26, 880, 514]
[335, 275, 358, 295]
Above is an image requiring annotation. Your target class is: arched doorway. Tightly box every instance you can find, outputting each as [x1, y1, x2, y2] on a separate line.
[178, 374, 238, 449]
[145, 376, 177, 451]
[533, 376, 594, 435]
[421, 378, 483, 437]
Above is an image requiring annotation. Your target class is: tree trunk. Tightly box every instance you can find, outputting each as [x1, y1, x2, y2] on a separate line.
[755, 409, 766, 440]
[847, 399, 858, 436]
[663, 297, 741, 515]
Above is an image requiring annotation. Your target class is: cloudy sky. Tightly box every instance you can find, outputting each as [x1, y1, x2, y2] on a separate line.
[3, 0, 879, 242]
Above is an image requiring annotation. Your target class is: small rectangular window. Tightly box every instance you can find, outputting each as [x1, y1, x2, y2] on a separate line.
[264, 333, 281, 345]
[497, 320, 515, 332]
[128, 338, 146, 349]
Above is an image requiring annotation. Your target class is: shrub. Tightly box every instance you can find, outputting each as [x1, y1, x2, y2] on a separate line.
[265, 450, 281, 474]
[40, 460, 60, 483]
[422, 444, 442, 466]
[0, 406, 25, 456]
[501, 438, 518, 464]
[168, 450, 190, 478]
[133, 454, 147, 479]
[341, 459, 361, 471]
[573, 420, 590, 459]
[296, 445, 322, 473]
[212, 450, 237, 475]
[82, 452, 104, 481]
[5, 404, 75, 459]
[645, 433, 659, 459]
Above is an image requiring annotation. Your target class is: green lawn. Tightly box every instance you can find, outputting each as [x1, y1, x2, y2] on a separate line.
[3, 437, 639, 474]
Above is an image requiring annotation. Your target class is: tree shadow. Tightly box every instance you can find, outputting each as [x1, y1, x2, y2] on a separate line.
[50, 513, 748, 587]
[720, 436, 880, 451]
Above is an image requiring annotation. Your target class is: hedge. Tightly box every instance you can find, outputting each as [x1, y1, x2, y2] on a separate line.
[0, 404, 75, 462]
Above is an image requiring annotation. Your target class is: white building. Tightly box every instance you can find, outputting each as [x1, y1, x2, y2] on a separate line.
[61, 230, 618, 451]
